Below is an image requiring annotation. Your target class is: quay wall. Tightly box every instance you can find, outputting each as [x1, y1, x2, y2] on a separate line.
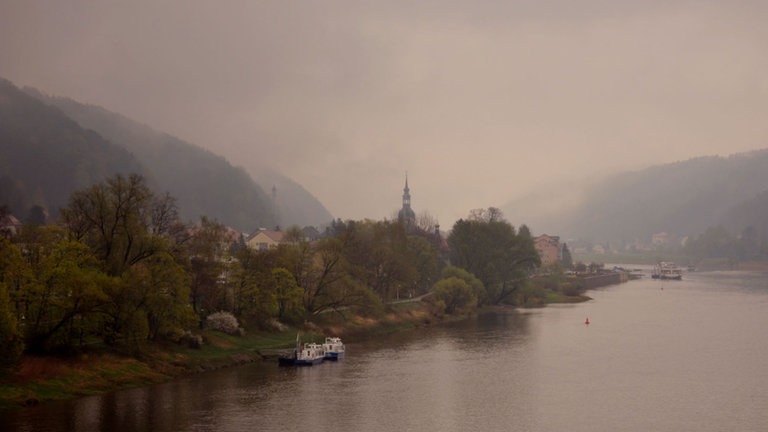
[578, 272, 629, 290]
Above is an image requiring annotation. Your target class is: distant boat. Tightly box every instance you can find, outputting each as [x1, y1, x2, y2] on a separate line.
[322, 337, 345, 360]
[652, 262, 683, 280]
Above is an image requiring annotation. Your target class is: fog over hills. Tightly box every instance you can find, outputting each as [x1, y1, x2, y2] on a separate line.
[1, 77, 332, 231]
[0, 77, 146, 219]
[504, 149, 768, 245]
[25, 87, 333, 230]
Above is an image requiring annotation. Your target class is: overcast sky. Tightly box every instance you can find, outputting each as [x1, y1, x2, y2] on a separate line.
[2, 1, 767, 226]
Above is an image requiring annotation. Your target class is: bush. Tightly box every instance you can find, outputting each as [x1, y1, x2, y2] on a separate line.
[205, 311, 242, 335]
[180, 330, 203, 349]
[431, 277, 477, 314]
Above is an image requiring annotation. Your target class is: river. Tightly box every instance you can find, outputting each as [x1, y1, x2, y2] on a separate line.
[2, 269, 768, 431]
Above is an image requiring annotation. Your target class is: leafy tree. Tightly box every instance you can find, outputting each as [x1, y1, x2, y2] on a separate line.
[448, 208, 540, 305]
[0, 238, 25, 368]
[561, 243, 573, 269]
[136, 252, 196, 341]
[406, 235, 442, 297]
[271, 267, 303, 322]
[61, 174, 169, 276]
[685, 225, 734, 260]
[440, 265, 486, 305]
[184, 216, 231, 316]
[344, 220, 417, 301]
[431, 277, 476, 314]
[16, 227, 109, 352]
[229, 246, 276, 326]
[56, 174, 196, 346]
[301, 237, 349, 314]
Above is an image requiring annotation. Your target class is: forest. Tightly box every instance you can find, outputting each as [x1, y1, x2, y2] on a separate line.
[0, 174, 540, 371]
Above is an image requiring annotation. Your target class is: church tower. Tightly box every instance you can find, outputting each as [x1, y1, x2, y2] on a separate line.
[397, 174, 416, 228]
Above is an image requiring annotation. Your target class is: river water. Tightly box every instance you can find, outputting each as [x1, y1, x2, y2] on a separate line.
[3, 269, 768, 431]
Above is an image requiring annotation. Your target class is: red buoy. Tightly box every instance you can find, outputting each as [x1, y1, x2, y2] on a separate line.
[585, 317, 590, 325]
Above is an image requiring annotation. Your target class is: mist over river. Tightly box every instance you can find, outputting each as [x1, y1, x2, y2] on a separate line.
[3, 269, 768, 431]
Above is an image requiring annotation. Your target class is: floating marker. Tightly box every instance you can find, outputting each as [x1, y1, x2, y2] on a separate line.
[585, 317, 590, 325]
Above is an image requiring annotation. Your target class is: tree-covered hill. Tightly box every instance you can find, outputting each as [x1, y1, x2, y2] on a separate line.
[505, 149, 768, 245]
[24, 87, 333, 230]
[21, 86, 275, 231]
[0, 78, 146, 220]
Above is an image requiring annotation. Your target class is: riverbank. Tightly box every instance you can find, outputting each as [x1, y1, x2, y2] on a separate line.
[0, 290, 591, 411]
[0, 301, 443, 411]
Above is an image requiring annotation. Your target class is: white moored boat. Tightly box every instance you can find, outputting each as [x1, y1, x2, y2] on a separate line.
[294, 342, 325, 365]
[652, 262, 683, 280]
[279, 333, 326, 366]
[322, 337, 345, 360]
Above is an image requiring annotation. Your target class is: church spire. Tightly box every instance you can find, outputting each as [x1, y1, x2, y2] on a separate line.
[398, 173, 415, 227]
[403, 172, 411, 208]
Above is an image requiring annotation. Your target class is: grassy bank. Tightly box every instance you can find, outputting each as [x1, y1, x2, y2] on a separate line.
[0, 301, 439, 411]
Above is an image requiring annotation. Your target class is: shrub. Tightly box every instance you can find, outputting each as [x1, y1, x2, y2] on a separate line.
[180, 330, 203, 349]
[205, 311, 241, 335]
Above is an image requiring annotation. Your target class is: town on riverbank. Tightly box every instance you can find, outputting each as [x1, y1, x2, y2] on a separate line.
[3, 174, 761, 410]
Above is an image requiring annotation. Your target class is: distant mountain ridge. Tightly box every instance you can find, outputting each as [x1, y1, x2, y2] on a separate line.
[0, 77, 147, 219]
[0, 77, 332, 231]
[24, 87, 333, 230]
[505, 149, 768, 245]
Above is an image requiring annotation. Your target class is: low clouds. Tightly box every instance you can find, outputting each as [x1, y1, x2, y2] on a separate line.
[2, 1, 766, 226]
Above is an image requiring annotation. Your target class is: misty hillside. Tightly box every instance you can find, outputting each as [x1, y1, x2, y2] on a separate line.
[22, 85, 332, 230]
[0, 78, 147, 219]
[505, 149, 768, 244]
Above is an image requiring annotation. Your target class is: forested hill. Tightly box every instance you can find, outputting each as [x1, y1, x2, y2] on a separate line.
[506, 149, 768, 245]
[0, 78, 147, 220]
[24, 87, 333, 229]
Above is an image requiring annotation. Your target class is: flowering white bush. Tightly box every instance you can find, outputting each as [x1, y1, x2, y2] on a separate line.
[206, 311, 241, 335]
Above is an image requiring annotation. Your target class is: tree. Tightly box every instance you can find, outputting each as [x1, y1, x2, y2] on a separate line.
[448, 208, 540, 305]
[14, 227, 110, 352]
[61, 174, 168, 276]
[406, 235, 441, 297]
[432, 277, 476, 314]
[415, 210, 439, 234]
[440, 265, 486, 305]
[0, 238, 25, 367]
[561, 243, 573, 269]
[136, 252, 196, 341]
[58, 175, 196, 346]
[685, 225, 734, 260]
[271, 267, 304, 322]
[230, 246, 281, 327]
[184, 216, 231, 316]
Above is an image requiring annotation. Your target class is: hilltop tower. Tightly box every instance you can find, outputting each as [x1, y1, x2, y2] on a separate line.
[397, 174, 416, 228]
[270, 185, 278, 228]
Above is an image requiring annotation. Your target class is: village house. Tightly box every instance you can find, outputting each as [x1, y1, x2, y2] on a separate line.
[651, 231, 670, 246]
[534, 234, 561, 267]
[246, 228, 285, 251]
[0, 213, 22, 239]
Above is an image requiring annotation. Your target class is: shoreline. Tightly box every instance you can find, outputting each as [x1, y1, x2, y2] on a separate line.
[0, 301, 442, 411]
[1, 292, 591, 411]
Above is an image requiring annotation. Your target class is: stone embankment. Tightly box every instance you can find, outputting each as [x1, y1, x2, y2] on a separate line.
[577, 271, 629, 290]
